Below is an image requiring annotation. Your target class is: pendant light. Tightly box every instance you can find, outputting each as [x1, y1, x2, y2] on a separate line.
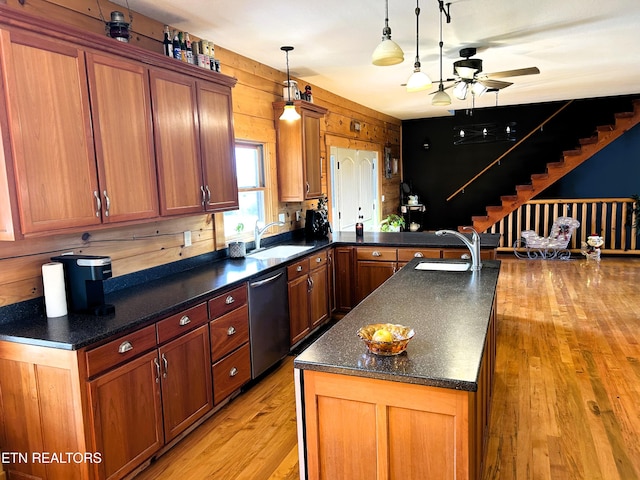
[372, 0, 404, 66]
[406, 0, 431, 92]
[432, 1, 451, 106]
[279, 46, 301, 122]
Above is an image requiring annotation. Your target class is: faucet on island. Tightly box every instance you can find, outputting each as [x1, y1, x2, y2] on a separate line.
[254, 220, 285, 250]
[435, 226, 482, 271]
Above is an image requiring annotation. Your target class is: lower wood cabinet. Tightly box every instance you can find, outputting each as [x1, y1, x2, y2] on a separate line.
[87, 304, 212, 480]
[288, 249, 329, 346]
[355, 247, 398, 304]
[208, 284, 252, 405]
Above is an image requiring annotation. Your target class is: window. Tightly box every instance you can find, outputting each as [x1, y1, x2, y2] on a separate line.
[223, 143, 266, 239]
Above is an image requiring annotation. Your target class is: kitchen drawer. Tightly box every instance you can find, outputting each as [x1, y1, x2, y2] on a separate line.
[156, 302, 208, 344]
[308, 249, 328, 270]
[356, 247, 397, 262]
[397, 248, 441, 262]
[208, 284, 247, 319]
[210, 304, 249, 362]
[85, 324, 157, 378]
[287, 258, 310, 280]
[212, 343, 251, 405]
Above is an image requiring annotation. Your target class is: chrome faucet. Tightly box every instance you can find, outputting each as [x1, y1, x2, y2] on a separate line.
[435, 226, 482, 271]
[254, 220, 285, 250]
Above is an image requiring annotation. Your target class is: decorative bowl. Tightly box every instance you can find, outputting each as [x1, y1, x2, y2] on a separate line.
[357, 323, 415, 356]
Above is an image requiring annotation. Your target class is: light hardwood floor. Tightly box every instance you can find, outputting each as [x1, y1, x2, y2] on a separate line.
[134, 256, 640, 480]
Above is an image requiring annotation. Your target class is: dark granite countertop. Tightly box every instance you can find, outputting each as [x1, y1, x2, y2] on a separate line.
[294, 257, 501, 391]
[0, 231, 500, 351]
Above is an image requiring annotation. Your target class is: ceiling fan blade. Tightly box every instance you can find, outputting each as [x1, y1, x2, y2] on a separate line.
[479, 79, 513, 89]
[484, 67, 540, 79]
[429, 82, 456, 95]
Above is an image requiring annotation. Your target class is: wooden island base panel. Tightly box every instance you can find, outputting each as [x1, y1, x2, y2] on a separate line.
[294, 257, 500, 480]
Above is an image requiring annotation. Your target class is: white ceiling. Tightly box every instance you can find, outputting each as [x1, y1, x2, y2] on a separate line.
[116, 0, 640, 120]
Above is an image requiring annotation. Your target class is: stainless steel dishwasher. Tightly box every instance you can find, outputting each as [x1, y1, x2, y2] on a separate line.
[248, 267, 290, 379]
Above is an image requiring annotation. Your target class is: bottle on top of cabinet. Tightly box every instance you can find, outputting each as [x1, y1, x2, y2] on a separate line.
[185, 33, 194, 64]
[172, 31, 181, 60]
[356, 208, 364, 237]
[163, 25, 172, 57]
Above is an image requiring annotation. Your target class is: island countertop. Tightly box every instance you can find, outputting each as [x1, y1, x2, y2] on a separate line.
[294, 257, 501, 391]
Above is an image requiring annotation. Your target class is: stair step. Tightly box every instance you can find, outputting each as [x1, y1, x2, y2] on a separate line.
[563, 149, 582, 156]
[615, 111, 634, 119]
[547, 161, 565, 169]
[597, 124, 615, 132]
[531, 173, 549, 181]
[579, 136, 598, 145]
[516, 184, 534, 192]
[486, 205, 503, 213]
[471, 215, 489, 223]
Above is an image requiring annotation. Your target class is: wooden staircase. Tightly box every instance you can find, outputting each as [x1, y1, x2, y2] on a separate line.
[468, 99, 640, 233]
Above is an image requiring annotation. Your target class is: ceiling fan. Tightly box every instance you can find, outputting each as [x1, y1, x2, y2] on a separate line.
[445, 47, 540, 100]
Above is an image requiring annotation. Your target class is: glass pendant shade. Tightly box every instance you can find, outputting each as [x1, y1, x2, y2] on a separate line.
[372, 37, 404, 66]
[432, 84, 451, 106]
[406, 68, 432, 92]
[279, 103, 301, 121]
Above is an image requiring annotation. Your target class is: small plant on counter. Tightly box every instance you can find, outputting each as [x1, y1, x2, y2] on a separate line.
[228, 223, 246, 258]
[380, 214, 405, 232]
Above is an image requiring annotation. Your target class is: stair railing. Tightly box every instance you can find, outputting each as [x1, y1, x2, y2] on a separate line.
[447, 100, 575, 202]
[490, 197, 639, 254]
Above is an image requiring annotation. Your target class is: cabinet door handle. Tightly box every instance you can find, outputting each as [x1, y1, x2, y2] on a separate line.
[205, 185, 211, 204]
[414, 252, 424, 258]
[162, 353, 168, 378]
[103, 190, 111, 217]
[179, 315, 191, 326]
[93, 191, 101, 217]
[372, 251, 381, 257]
[307, 277, 313, 292]
[229, 367, 238, 377]
[118, 341, 133, 354]
[306, 182, 310, 194]
[153, 357, 161, 383]
[296, 265, 303, 272]
[225, 295, 235, 305]
[200, 186, 206, 206]
[227, 326, 236, 336]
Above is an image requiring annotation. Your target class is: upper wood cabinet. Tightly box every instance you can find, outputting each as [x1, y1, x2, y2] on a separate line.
[0, 6, 238, 240]
[273, 100, 327, 202]
[152, 70, 238, 216]
[0, 29, 100, 236]
[86, 53, 159, 224]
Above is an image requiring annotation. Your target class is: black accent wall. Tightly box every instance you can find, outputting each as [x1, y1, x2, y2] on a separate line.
[402, 95, 640, 230]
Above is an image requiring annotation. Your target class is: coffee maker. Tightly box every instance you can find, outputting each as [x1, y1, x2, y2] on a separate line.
[50, 255, 115, 315]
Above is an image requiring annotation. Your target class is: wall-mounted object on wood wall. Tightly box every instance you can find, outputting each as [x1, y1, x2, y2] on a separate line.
[454, 122, 516, 145]
[350, 120, 361, 132]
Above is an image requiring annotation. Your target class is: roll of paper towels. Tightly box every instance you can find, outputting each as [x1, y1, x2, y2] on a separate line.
[42, 262, 68, 317]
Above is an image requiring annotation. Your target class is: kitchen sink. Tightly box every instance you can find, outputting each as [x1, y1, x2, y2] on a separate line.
[248, 245, 314, 260]
[414, 261, 471, 272]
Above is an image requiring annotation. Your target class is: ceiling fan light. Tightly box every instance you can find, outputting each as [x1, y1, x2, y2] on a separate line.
[432, 85, 451, 106]
[455, 65, 477, 80]
[372, 37, 404, 66]
[406, 69, 432, 92]
[279, 103, 301, 121]
[472, 82, 488, 96]
[453, 82, 468, 100]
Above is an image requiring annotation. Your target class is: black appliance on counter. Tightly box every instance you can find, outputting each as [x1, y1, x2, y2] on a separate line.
[305, 209, 331, 239]
[50, 254, 115, 316]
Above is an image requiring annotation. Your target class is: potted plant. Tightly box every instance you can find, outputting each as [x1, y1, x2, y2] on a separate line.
[380, 214, 405, 232]
[228, 222, 247, 258]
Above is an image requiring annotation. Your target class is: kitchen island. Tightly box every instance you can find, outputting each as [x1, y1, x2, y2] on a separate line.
[294, 257, 501, 480]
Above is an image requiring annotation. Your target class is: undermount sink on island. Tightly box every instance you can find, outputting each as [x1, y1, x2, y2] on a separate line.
[414, 259, 472, 271]
[294, 256, 501, 480]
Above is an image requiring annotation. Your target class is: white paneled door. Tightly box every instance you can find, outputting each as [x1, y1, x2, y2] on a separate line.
[330, 147, 378, 232]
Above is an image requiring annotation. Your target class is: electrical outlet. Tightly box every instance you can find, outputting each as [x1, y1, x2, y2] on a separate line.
[183, 231, 192, 247]
[278, 213, 286, 223]
[381, 195, 385, 202]
[296, 211, 301, 221]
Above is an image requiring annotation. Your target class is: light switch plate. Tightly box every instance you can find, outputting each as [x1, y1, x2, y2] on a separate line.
[183, 231, 192, 247]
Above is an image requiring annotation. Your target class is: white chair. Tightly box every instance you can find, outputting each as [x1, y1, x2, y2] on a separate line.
[514, 216, 581, 260]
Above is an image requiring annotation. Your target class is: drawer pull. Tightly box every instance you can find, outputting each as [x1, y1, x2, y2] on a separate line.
[315, 257, 322, 263]
[118, 341, 133, 354]
[225, 296, 235, 305]
[229, 367, 238, 377]
[414, 252, 424, 258]
[227, 326, 236, 336]
[296, 265, 303, 272]
[372, 251, 381, 257]
[179, 315, 191, 326]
